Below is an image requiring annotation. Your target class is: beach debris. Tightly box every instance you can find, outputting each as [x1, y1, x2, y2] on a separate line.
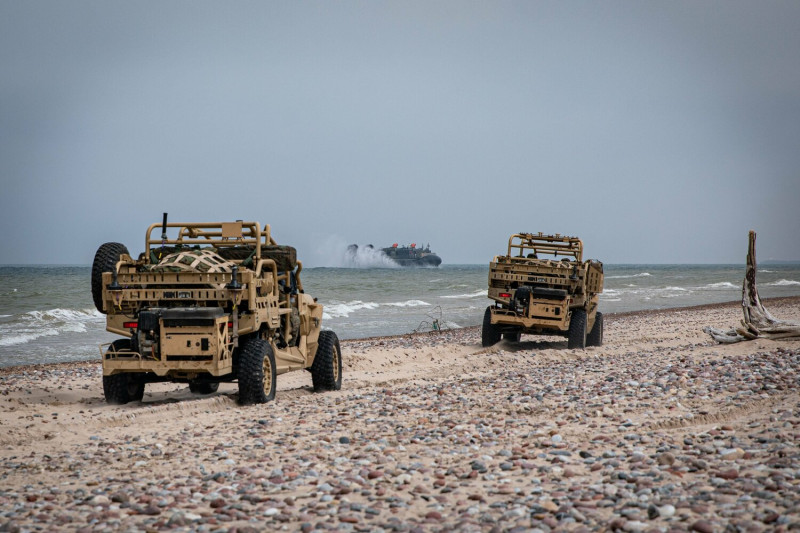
[704, 230, 800, 343]
[413, 305, 449, 333]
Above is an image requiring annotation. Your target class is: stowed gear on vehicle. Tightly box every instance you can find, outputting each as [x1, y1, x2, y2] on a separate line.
[92, 214, 341, 405]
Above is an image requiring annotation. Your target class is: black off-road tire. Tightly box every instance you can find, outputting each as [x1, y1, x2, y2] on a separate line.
[189, 382, 220, 394]
[92, 242, 129, 314]
[567, 308, 587, 349]
[311, 330, 342, 392]
[481, 307, 502, 347]
[237, 337, 276, 405]
[587, 311, 604, 347]
[102, 339, 145, 404]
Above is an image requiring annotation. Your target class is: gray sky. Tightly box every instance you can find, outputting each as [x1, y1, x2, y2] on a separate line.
[1, 1, 799, 266]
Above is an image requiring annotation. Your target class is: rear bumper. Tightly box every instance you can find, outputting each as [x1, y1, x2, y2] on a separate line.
[490, 299, 570, 332]
[101, 342, 234, 377]
[102, 308, 234, 377]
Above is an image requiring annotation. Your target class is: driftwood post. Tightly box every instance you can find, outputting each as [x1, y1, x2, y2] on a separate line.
[704, 231, 800, 343]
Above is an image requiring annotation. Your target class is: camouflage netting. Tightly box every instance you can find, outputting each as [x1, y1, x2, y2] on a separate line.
[147, 245, 297, 273]
[149, 249, 234, 274]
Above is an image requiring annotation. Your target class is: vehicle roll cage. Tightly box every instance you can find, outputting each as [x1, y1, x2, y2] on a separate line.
[145, 221, 277, 262]
[507, 232, 583, 263]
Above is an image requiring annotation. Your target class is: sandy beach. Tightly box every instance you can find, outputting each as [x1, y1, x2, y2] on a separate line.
[1, 297, 799, 532]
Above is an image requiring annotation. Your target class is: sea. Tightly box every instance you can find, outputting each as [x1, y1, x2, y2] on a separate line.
[1, 263, 799, 368]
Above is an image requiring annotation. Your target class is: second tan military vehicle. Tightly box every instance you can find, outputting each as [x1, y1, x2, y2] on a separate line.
[483, 232, 604, 349]
[91, 214, 341, 405]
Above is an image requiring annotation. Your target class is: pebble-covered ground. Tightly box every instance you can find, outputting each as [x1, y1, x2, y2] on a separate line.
[1, 298, 799, 532]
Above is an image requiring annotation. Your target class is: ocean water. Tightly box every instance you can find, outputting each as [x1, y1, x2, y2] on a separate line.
[1, 263, 799, 368]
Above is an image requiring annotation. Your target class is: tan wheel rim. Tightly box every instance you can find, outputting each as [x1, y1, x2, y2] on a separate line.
[263, 356, 273, 395]
[333, 345, 340, 383]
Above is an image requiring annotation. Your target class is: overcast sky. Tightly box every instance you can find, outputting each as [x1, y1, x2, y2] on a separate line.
[1, 1, 798, 266]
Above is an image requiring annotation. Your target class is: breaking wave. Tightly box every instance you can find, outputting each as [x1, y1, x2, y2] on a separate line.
[607, 272, 652, 279]
[0, 308, 103, 347]
[442, 289, 488, 299]
[386, 300, 429, 308]
[322, 299, 430, 320]
[323, 301, 379, 319]
[768, 279, 800, 287]
[598, 286, 692, 302]
[703, 282, 738, 290]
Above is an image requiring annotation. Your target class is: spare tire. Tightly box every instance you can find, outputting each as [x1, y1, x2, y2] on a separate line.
[91, 242, 129, 314]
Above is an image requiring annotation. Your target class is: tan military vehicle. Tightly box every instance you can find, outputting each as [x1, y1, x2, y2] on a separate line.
[483, 232, 604, 349]
[91, 214, 341, 405]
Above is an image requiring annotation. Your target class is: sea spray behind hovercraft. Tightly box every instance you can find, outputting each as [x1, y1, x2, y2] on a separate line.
[346, 243, 441, 267]
[343, 244, 400, 268]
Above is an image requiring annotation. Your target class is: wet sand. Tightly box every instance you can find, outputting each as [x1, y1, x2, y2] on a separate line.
[1, 297, 799, 532]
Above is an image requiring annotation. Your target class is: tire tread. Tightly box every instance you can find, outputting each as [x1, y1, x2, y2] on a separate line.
[481, 307, 502, 347]
[311, 330, 342, 391]
[567, 308, 588, 349]
[587, 311, 604, 347]
[238, 337, 276, 405]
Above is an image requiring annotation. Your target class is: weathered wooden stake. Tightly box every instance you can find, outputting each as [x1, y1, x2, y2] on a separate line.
[705, 231, 800, 343]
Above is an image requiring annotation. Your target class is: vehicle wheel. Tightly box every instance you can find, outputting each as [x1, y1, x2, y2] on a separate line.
[103, 340, 145, 404]
[481, 307, 501, 347]
[587, 311, 604, 347]
[238, 337, 276, 405]
[189, 382, 220, 394]
[567, 308, 587, 349]
[503, 331, 521, 343]
[311, 330, 342, 392]
[91, 242, 129, 314]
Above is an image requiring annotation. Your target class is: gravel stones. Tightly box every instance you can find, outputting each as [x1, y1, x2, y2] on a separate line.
[2, 301, 800, 531]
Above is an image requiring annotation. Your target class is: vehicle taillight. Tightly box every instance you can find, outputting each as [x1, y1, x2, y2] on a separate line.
[499, 292, 511, 298]
[123, 322, 138, 329]
[227, 322, 233, 329]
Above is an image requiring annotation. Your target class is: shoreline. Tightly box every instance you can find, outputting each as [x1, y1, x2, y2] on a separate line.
[2, 295, 798, 374]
